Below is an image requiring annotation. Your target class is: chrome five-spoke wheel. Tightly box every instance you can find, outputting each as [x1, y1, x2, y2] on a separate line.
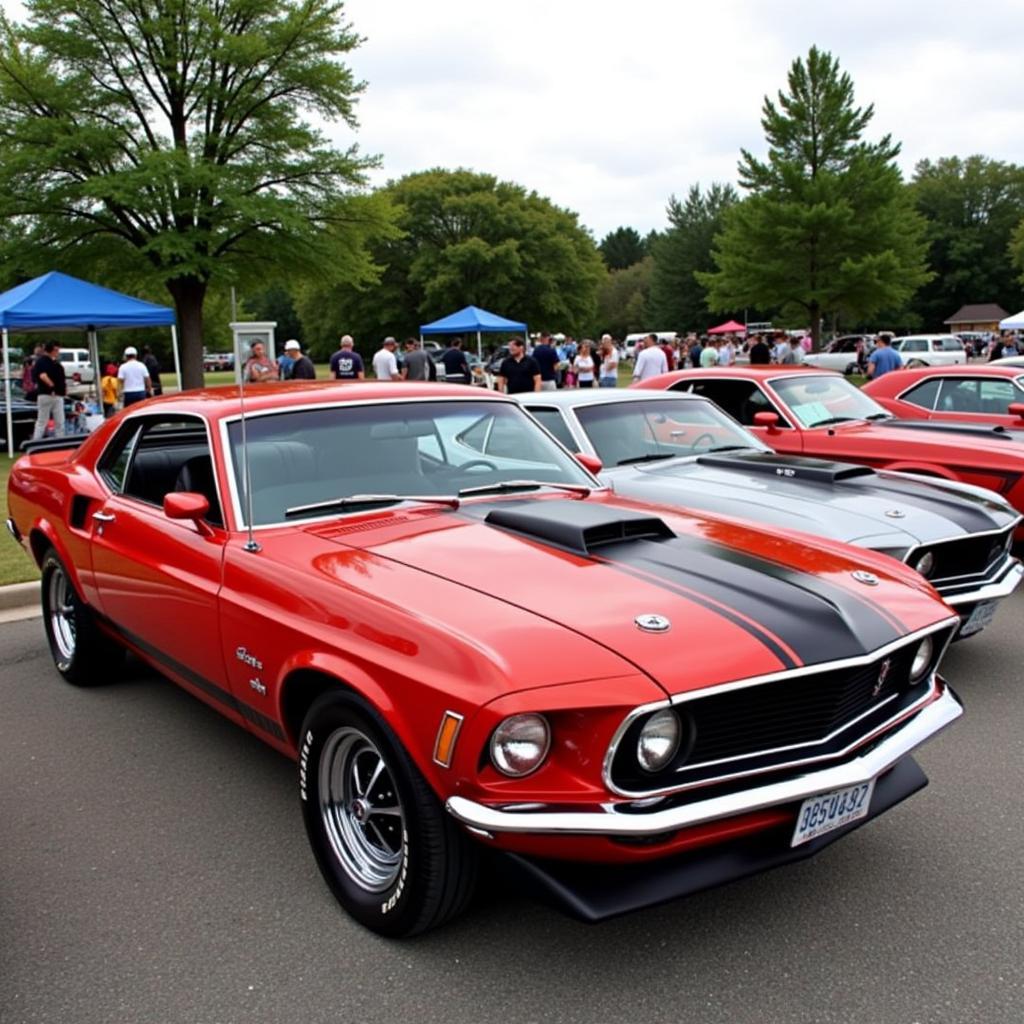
[319, 726, 406, 893]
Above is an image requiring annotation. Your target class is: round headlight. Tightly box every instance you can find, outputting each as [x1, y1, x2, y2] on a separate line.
[914, 551, 936, 578]
[910, 636, 934, 681]
[490, 714, 550, 777]
[637, 709, 681, 773]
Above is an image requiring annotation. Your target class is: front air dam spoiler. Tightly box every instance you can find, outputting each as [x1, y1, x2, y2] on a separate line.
[498, 754, 927, 922]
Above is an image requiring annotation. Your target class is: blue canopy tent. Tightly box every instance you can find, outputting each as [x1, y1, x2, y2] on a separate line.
[420, 305, 528, 360]
[0, 272, 179, 456]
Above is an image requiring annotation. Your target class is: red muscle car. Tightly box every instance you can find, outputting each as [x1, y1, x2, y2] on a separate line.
[6, 382, 962, 935]
[636, 367, 1024, 537]
[862, 365, 1024, 428]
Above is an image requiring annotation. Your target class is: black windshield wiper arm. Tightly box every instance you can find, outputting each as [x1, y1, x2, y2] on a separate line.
[285, 493, 461, 518]
[458, 479, 591, 497]
[704, 445, 756, 453]
[615, 452, 676, 465]
[864, 412, 893, 420]
[811, 416, 856, 427]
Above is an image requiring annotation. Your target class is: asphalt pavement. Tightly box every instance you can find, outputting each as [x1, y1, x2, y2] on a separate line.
[1, 595, 1022, 1024]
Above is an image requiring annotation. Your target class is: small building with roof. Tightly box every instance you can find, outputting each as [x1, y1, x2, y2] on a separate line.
[943, 303, 1009, 332]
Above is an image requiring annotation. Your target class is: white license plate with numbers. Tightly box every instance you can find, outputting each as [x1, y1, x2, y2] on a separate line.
[791, 779, 875, 847]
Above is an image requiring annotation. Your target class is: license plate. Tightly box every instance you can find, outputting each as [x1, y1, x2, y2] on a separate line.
[791, 779, 875, 847]
[959, 600, 996, 638]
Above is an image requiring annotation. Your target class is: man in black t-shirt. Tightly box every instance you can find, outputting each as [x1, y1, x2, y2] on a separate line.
[330, 335, 365, 379]
[497, 338, 541, 394]
[531, 332, 559, 390]
[440, 337, 471, 384]
[748, 334, 772, 365]
[31, 340, 67, 439]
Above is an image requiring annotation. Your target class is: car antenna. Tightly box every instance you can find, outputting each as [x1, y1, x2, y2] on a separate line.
[238, 346, 261, 553]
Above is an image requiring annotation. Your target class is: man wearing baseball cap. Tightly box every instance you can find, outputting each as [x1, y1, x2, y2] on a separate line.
[283, 338, 316, 380]
[118, 346, 152, 406]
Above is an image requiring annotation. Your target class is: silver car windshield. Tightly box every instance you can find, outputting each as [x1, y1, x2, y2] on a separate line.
[575, 398, 769, 466]
[227, 400, 594, 526]
[771, 375, 890, 427]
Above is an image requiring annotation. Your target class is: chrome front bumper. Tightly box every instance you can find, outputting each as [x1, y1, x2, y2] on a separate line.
[446, 684, 962, 837]
[939, 557, 1023, 608]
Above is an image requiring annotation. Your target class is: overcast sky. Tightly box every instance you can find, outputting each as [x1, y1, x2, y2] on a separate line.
[4, 0, 1022, 239]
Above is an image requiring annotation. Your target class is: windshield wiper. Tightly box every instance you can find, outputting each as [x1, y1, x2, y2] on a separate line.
[285, 493, 461, 518]
[864, 412, 893, 420]
[458, 479, 591, 497]
[615, 452, 676, 465]
[811, 416, 856, 427]
[704, 445, 756, 454]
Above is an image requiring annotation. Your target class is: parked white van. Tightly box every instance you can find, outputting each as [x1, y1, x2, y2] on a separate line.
[57, 348, 96, 385]
[623, 332, 677, 360]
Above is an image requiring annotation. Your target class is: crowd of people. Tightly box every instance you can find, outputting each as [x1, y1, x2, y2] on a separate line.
[18, 340, 164, 439]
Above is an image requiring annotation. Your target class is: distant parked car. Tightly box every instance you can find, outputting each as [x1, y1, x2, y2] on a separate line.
[803, 335, 873, 374]
[890, 335, 966, 368]
[203, 352, 235, 372]
[56, 347, 96, 386]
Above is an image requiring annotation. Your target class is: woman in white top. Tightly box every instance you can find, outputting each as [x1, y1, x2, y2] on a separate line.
[573, 341, 596, 388]
[598, 336, 619, 387]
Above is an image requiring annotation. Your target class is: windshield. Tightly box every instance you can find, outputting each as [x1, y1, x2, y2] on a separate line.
[575, 398, 767, 466]
[227, 399, 594, 526]
[770, 375, 889, 427]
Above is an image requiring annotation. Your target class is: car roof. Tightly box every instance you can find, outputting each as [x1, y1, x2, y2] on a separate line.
[641, 367, 841, 386]
[869, 365, 1024, 386]
[116, 380, 515, 424]
[511, 389, 703, 409]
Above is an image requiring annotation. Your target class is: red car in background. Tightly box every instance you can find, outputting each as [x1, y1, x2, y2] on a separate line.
[635, 367, 1024, 535]
[862, 365, 1024, 428]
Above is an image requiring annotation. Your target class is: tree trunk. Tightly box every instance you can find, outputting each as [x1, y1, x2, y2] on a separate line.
[166, 276, 209, 390]
[809, 300, 822, 351]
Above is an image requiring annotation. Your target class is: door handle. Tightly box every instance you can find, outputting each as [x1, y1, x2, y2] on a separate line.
[92, 511, 116, 523]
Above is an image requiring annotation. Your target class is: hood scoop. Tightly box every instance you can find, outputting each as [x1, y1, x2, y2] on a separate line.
[485, 500, 674, 555]
[696, 451, 875, 483]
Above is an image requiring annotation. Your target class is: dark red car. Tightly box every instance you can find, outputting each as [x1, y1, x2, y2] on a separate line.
[6, 382, 961, 935]
[636, 367, 1024, 537]
[862, 365, 1024, 428]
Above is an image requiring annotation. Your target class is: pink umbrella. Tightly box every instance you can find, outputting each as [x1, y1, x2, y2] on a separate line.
[708, 320, 747, 335]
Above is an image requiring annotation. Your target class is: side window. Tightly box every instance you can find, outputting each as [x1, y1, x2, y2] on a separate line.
[978, 379, 1016, 413]
[941, 338, 963, 352]
[936, 380, 981, 413]
[903, 339, 926, 353]
[118, 417, 222, 525]
[682, 380, 789, 428]
[528, 408, 580, 451]
[98, 422, 143, 492]
[901, 379, 941, 411]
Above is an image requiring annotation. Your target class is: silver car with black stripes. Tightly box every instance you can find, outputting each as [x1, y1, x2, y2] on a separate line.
[514, 390, 1022, 639]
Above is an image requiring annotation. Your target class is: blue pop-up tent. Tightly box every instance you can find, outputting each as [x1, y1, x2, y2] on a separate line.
[0, 272, 179, 456]
[420, 305, 528, 359]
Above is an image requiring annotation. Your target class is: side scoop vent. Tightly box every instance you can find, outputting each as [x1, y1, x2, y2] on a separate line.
[485, 500, 674, 554]
[697, 451, 875, 483]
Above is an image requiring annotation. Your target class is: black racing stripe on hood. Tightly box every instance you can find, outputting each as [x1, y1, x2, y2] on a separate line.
[596, 534, 906, 665]
[853, 474, 1016, 533]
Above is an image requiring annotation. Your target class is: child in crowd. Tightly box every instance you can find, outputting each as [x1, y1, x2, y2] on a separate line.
[101, 362, 119, 418]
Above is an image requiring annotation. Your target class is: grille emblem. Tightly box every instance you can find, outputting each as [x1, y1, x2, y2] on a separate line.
[872, 657, 892, 698]
[851, 570, 879, 586]
[884, 509, 906, 519]
[635, 614, 671, 633]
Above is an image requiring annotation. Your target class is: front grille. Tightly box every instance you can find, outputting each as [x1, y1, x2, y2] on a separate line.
[920, 529, 1013, 585]
[610, 633, 949, 794]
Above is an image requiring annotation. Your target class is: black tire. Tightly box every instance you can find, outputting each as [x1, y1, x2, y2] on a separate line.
[299, 691, 479, 937]
[907, 358, 927, 369]
[40, 549, 123, 686]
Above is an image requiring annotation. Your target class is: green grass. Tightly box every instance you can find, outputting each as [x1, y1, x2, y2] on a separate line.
[0, 456, 40, 586]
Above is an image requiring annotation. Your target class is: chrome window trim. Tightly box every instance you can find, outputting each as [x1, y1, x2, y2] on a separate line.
[601, 616, 958, 799]
[215, 395, 604, 532]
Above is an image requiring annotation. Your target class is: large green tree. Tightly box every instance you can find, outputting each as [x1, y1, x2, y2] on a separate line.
[594, 256, 654, 339]
[649, 183, 737, 331]
[599, 226, 647, 270]
[699, 46, 931, 347]
[296, 168, 606, 350]
[910, 156, 1024, 327]
[0, 0, 373, 387]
